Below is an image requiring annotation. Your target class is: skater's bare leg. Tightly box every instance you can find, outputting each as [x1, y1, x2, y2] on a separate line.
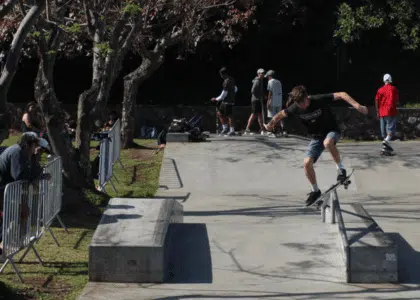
[324, 134, 347, 181]
[258, 114, 263, 131]
[228, 117, 233, 127]
[246, 114, 256, 130]
[218, 112, 225, 126]
[217, 112, 229, 134]
[304, 157, 317, 186]
[324, 137, 341, 165]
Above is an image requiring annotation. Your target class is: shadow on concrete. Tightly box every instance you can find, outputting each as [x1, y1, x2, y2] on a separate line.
[388, 232, 420, 284]
[106, 205, 135, 209]
[100, 214, 142, 224]
[155, 193, 191, 203]
[184, 204, 318, 219]
[257, 137, 308, 153]
[165, 223, 212, 284]
[338, 141, 420, 170]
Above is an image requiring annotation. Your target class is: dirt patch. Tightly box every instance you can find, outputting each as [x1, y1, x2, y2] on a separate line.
[13, 277, 72, 299]
[126, 144, 157, 161]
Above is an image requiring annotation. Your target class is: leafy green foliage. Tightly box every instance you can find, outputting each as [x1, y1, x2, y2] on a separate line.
[335, 0, 420, 51]
[123, 2, 142, 15]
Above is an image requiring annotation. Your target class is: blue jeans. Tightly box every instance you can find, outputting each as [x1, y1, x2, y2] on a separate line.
[305, 131, 341, 164]
[380, 116, 396, 139]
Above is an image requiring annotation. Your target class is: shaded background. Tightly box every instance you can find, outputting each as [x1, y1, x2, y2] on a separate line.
[8, 1, 420, 108]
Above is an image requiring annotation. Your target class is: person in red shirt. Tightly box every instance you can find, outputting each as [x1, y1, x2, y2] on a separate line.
[375, 74, 399, 153]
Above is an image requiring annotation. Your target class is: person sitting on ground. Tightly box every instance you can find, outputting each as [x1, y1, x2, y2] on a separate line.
[21, 102, 45, 137]
[264, 85, 368, 206]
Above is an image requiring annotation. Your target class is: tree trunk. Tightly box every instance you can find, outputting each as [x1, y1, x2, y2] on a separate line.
[75, 86, 98, 187]
[34, 20, 88, 191]
[0, 0, 46, 143]
[121, 56, 164, 148]
[121, 78, 139, 148]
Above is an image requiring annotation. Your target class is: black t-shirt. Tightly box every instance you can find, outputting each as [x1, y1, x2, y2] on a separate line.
[285, 93, 340, 137]
[222, 76, 236, 104]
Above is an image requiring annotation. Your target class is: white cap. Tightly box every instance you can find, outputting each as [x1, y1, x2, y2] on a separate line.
[23, 131, 50, 151]
[257, 68, 265, 74]
[383, 73, 392, 83]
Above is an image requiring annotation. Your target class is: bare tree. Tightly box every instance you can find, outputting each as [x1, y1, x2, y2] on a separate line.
[0, 0, 46, 143]
[70, 0, 143, 184]
[121, 0, 258, 148]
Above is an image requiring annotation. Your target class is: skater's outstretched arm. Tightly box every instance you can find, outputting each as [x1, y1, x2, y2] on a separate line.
[263, 110, 287, 131]
[333, 92, 368, 115]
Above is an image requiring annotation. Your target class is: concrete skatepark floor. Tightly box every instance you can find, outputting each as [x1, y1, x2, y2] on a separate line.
[79, 135, 420, 300]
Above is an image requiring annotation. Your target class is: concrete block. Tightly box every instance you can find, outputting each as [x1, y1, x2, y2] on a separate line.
[166, 132, 190, 143]
[338, 203, 398, 283]
[88, 198, 183, 283]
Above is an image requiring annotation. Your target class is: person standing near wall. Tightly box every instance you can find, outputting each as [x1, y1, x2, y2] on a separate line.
[375, 73, 399, 154]
[244, 68, 265, 135]
[265, 70, 287, 137]
[211, 67, 237, 136]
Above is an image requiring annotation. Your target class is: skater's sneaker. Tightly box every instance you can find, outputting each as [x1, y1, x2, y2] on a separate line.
[225, 131, 236, 137]
[244, 129, 251, 135]
[305, 190, 321, 206]
[219, 127, 229, 136]
[337, 168, 347, 182]
[382, 140, 394, 152]
[283, 131, 288, 137]
[266, 132, 276, 138]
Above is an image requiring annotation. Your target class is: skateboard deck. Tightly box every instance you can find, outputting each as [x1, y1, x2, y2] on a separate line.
[380, 150, 395, 156]
[306, 168, 354, 209]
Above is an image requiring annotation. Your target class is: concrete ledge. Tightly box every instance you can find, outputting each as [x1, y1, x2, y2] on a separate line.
[166, 132, 190, 143]
[338, 203, 398, 283]
[88, 198, 183, 283]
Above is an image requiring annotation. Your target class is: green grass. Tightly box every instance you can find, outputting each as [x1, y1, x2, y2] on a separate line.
[0, 135, 163, 300]
[402, 103, 420, 108]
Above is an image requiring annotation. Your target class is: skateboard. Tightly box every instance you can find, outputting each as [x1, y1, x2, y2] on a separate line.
[380, 142, 395, 156]
[380, 150, 395, 156]
[306, 168, 354, 209]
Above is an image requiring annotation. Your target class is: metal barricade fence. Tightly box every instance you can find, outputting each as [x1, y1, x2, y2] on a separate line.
[42, 156, 67, 238]
[98, 134, 116, 192]
[98, 118, 127, 193]
[0, 156, 67, 282]
[0, 181, 44, 283]
[25, 156, 67, 249]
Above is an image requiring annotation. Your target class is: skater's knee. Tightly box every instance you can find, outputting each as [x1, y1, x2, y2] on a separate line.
[323, 138, 336, 148]
[304, 157, 313, 169]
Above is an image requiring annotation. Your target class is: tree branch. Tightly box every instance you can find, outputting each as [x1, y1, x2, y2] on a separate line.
[0, 0, 19, 19]
[0, 0, 46, 106]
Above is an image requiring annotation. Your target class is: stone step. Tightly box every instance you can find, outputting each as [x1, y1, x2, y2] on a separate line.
[88, 198, 183, 283]
[337, 203, 398, 283]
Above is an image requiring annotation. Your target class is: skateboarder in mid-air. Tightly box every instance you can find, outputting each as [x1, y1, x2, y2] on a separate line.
[263, 85, 368, 206]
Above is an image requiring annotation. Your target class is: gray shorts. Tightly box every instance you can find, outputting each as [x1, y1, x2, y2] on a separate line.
[305, 131, 341, 163]
[268, 105, 282, 118]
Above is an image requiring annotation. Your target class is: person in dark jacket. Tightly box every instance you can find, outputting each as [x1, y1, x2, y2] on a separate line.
[0, 132, 51, 211]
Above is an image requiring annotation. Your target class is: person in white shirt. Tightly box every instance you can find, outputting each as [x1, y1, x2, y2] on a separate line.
[265, 70, 287, 137]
